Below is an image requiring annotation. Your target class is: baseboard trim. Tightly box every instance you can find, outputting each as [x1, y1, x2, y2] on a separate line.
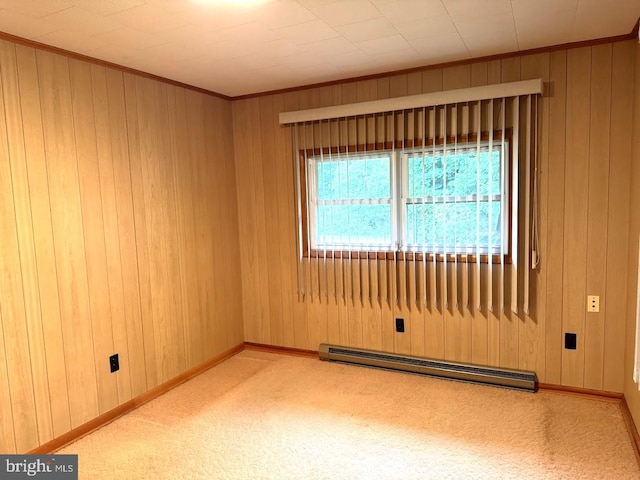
[538, 383, 623, 402]
[28, 343, 244, 454]
[243, 342, 318, 359]
[620, 395, 640, 467]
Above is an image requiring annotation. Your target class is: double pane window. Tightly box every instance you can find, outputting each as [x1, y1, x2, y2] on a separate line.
[306, 137, 509, 259]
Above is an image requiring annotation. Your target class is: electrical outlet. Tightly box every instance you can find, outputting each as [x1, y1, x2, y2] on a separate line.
[564, 333, 577, 350]
[587, 295, 600, 313]
[109, 353, 119, 373]
[395, 318, 405, 333]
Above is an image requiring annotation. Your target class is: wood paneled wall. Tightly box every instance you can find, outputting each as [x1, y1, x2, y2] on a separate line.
[0, 39, 243, 453]
[624, 42, 640, 430]
[232, 40, 636, 392]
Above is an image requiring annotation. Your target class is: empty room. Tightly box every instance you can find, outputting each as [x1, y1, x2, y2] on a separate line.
[1, 0, 640, 478]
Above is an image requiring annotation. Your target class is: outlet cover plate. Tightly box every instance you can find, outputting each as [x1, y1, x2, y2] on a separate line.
[109, 353, 119, 373]
[587, 295, 600, 313]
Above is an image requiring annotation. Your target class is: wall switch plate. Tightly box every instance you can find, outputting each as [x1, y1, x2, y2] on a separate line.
[587, 295, 600, 313]
[395, 318, 405, 333]
[109, 353, 119, 373]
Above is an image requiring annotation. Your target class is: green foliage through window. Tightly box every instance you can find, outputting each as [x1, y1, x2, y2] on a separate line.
[307, 142, 507, 254]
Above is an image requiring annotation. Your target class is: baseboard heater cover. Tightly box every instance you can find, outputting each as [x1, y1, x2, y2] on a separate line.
[318, 344, 537, 392]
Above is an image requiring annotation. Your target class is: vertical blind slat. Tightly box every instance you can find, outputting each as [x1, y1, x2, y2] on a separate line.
[524, 95, 532, 315]
[475, 101, 482, 310]
[488, 99, 494, 312]
[500, 98, 506, 312]
[511, 97, 520, 314]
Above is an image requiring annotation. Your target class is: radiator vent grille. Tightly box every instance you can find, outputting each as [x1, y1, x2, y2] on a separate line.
[320, 344, 537, 392]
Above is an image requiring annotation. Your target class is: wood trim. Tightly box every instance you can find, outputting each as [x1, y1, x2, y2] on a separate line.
[234, 25, 640, 101]
[538, 382, 623, 402]
[0, 31, 232, 102]
[28, 343, 244, 454]
[244, 342, 319, 359]
[621, 395, 640, 468]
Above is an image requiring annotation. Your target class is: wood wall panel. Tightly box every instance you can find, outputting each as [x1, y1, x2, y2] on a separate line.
[122, 72, 158, 389]
[0, 43, 39, 452]
[14, 44, 72, 438]
[37, 50, 100, 429]
[233, 40, 636, 394]
[68, 58, 118, 415]
[104, 68, 147, 397]
[545, 51, 567, 385]
[0, 37, 242, 452]
[604, 42, 633, 393]
[0, 40, 53, 447]
[583, 44, 612, 391]
[92, 64, 134, 405]
[623, 40, 640, 433]
[562, 47, 591, 387]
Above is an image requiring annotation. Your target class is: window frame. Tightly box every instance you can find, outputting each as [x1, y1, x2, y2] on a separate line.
[299, 130, 513, 264]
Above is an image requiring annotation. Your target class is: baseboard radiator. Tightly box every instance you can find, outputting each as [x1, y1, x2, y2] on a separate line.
[318, 344, 537, 392]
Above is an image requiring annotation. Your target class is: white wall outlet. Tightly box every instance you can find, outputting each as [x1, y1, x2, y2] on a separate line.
[587, 295, 600, 313]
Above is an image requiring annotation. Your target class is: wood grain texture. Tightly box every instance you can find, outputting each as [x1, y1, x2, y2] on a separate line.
[562, 47, 591, 387]
[1, 37, 242, 452]
[105, 68, 148, 397]
[92, 64, 134, 405]
[14, 44, 72, 438]
[583, 44, 611, 391]
[605, 41, 633, 393]
[68, 58, 119, 415]
[0, 43, 39, 452]
[37, 49, 100, 429]
[0, 40, 53, 446]
[545, 51, 567, 385]
[624, 39, 640, 435]
[123, 72, 158, 389]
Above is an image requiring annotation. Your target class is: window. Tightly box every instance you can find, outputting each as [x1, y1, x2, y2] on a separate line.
[303, 132, 510, 261]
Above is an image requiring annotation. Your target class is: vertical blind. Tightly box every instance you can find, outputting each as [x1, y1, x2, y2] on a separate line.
[281, 81, 542, 314]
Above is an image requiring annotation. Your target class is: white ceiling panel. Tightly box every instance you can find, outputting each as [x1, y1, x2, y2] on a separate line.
[256, 0, 316, 29]
[395, 15, 458, 40]
[108, 3, 190, 33]
[0, 9, 63, 38]
[73, 0, 146, 16]
[0, 0, 73, 18]
[36, 28, 111, 53]
[372, 0, 448, 23]
[356, 33, 413, 56]
[41, 7, 122, 36]
[274, 19, 339, 44]
[334, 17, 397, 43]
[0, 0, 636, 97]
[311, 0, 383, 27]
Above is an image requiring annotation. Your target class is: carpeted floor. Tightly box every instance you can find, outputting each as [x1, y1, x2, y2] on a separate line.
[58, 350, 640, 479]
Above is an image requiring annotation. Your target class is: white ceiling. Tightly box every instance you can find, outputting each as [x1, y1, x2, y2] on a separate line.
[0, 0, 638, 97]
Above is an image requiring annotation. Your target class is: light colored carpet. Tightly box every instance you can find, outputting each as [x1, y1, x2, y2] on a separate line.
[58, 350, 639, 479]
